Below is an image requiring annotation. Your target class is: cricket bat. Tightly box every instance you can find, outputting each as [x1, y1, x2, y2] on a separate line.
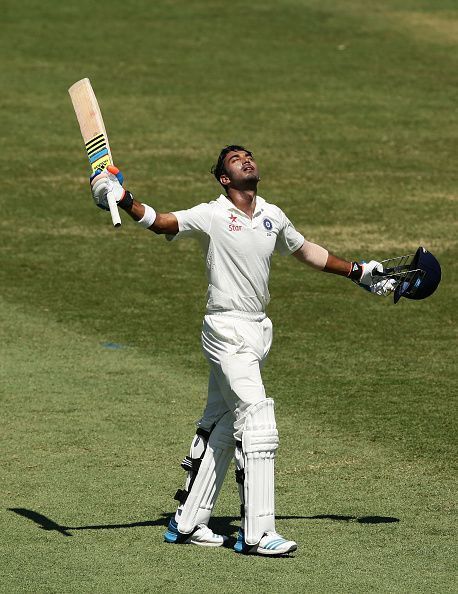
[68, 78, 121, 227]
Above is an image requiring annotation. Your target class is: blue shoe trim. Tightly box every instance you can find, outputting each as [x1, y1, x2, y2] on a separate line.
[265, 538, 287, 550]
[164, 529, 178, 543]
[234, 528, 246, 553]
[164, 518, 179, 543]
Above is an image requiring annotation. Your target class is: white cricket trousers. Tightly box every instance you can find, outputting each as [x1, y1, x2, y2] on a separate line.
[199, 313, 273, 441]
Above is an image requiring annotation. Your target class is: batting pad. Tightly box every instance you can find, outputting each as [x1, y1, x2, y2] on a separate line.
[240, 398, 279, 545]
[177, 412, 235, 534]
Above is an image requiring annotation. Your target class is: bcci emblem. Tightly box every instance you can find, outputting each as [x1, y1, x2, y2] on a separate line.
[263, 218, 273, 231]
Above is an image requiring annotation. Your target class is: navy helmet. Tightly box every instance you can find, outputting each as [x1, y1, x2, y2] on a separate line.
[393, 247, 441, 304]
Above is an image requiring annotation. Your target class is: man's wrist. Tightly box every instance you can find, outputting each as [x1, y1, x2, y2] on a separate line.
[348, 262, 363, 282]
[138, 204, 157, 228]
[118, 190, 134, 210]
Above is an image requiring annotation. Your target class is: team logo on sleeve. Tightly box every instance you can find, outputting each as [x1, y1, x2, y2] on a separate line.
[229, 214, 242, 231]
[263, 217, 273, 231]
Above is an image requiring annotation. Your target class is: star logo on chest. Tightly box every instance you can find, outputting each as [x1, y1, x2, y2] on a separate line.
[228, 213, 242, 232]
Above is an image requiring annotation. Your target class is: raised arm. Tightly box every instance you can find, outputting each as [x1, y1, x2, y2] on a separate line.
[118, 196, 179, 235]
[90, 165, 178, 235]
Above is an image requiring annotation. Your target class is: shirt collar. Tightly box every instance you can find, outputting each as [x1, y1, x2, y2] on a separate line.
[216, 194, 266, 218]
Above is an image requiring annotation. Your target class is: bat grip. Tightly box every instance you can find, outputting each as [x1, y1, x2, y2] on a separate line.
[107, 191, 121, 228]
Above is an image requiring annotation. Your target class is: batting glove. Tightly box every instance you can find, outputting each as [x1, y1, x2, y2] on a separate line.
[90, 165, 132, 211]
[359, 260, 383, 287]
[348, 260, 384, 293]
[371, 277, 397, 296]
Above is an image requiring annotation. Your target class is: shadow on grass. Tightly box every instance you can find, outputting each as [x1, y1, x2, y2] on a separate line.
[8, 508, 399, 539]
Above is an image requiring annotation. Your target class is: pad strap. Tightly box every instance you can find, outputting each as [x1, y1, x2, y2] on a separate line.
[174, 428, 213, 504]
[174, 489, 188, 504]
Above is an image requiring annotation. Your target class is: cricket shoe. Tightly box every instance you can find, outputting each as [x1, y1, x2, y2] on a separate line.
[164, 518, 227, 547]
[234, 528, 297, 556]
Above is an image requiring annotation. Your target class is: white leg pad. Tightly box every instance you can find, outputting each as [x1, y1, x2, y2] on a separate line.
[238, 398, 279, 545]
[177, 412, 235, 534]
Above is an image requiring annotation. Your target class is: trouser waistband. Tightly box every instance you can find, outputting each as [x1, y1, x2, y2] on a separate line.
[205, 310, 267, 322]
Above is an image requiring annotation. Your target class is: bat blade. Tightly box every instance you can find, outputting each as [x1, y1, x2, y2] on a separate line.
[68, 78, 121, 227]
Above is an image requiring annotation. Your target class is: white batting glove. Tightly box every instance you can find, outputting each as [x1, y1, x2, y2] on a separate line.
[349, 260, 386, 295]
[371, 277, 397, 296]
[90, 165, 126, 211]
[359, 260, 383, 287]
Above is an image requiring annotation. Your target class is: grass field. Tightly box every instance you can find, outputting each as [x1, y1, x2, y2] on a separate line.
[0, 0, 457, 592]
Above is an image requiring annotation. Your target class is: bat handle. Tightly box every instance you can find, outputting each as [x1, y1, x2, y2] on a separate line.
[107, 191, 121, 228]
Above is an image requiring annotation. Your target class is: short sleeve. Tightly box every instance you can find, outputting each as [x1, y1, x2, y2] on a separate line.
[166, 202, 212, 241]
[275, 212, 305, 256]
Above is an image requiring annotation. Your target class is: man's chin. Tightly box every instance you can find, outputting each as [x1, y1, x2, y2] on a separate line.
[243, 173, 260, 187]
[229, 173, 260, 192]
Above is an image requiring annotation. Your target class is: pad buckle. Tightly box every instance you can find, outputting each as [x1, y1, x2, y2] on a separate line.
[174, 489, 188, 504]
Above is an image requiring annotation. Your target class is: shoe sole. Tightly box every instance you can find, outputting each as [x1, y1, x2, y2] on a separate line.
[189, 539, 226, 547]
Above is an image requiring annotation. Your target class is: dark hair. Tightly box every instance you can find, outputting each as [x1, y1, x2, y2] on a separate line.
[211, 145, 253, 186]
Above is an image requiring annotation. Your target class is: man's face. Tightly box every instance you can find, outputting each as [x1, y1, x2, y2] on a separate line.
[219, 150, 260, 190]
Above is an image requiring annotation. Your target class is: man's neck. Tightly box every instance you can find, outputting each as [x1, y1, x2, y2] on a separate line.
[226, 188, 257, 218]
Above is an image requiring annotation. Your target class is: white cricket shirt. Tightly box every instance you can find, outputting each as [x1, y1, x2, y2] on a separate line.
[169, 194, 304, 314]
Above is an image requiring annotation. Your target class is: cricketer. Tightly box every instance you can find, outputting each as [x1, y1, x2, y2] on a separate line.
[90, 145, 389, 556]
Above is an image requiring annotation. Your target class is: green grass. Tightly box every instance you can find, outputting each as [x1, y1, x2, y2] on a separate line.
[0, 0, 456, 592]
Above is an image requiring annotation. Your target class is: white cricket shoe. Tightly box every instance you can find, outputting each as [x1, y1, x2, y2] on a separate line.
[234, 528, 297, 556]
[164, 518, 227, 547]
[190, 523, 228, 547]
[257, 531, 298, 555]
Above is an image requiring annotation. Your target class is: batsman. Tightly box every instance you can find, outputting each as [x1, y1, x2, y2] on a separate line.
[90, 146, 395, 556]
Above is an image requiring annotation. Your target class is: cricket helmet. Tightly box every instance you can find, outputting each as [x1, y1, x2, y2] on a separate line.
[392, 247, 442, 304]
[371, 247, 442, 304]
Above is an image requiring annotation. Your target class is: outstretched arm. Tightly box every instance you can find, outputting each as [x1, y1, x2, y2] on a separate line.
[293, 241, 353, 275]
[323, 253, 352, 277]
[292, 240, 383, 288]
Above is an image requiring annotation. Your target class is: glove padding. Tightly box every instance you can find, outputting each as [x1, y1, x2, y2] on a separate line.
[357, 261, 396, 296]
[370, 277, 397, 296]
[359, 260, 383, 287]
[90, 165, 125, 211]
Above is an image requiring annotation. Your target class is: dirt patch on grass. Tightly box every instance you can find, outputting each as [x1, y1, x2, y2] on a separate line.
[305, 223, 456, 254]
[393, 11, 458, 45]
